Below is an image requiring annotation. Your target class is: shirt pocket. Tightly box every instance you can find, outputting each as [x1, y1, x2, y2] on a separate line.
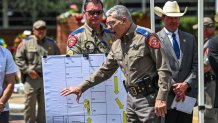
[128, 45, 145, 59]
[128, 46, 145, 71]
[0, 58, 6, 73]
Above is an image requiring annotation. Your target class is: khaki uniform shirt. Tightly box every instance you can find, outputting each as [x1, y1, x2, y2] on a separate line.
[78, 24, 172, 101]
[15, 35, 60, 74]
[67, 24, 115, 55]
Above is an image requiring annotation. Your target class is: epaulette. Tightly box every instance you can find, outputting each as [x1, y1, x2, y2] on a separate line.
[135, 28, 151, 38]
[103, 28, 113, 33]
[70, 27, 85, 36]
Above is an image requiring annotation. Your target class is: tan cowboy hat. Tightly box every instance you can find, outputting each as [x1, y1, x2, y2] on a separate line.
[192, 17, 214, 30]
[154, 1, 188, 17]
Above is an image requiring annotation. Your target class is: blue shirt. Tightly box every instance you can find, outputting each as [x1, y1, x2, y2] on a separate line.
[0, 46, 17, 111]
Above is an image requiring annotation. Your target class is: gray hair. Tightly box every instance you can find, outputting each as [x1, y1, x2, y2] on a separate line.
[106, 5, 133, 22]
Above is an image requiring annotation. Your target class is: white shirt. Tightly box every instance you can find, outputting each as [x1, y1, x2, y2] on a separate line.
[0, 46, 17, 111]
[164, 28, 181, 50]
[164, 28, 182, 65]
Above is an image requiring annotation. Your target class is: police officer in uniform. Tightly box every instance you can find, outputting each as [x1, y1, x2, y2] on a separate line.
[61, 5, 171, 123]
[15, 20, 60, 123]
[193, 17, 217, 123]
[66, 0, 115, 55]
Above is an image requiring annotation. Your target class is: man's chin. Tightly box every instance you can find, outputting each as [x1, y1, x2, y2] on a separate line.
[91, 21, 101, 25]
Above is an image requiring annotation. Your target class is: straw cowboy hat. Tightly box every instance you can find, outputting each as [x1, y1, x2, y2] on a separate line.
[154, 1, 188, 17]
[192, 17, 214, 30]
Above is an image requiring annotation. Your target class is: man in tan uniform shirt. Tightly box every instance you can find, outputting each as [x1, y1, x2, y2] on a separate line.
[16, 20, 60, 123]
[61, 5, 171, 123]
[193, 17, 218, 123]
[66, 0, 115, 55]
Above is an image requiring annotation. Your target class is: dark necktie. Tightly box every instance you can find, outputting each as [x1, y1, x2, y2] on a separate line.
[172, 33, 180, 59]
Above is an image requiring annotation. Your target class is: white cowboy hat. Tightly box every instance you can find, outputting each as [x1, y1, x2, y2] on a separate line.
[154, 1, 188, 17]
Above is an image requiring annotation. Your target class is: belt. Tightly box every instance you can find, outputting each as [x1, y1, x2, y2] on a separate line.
[126, 86, 146, 96]
[204, 72, 215, 82]
[124, 75, 157, 97]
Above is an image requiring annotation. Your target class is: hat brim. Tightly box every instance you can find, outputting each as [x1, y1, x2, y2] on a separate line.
[192, 24, 198, 30]
[193, 22, 214, 30]
[154, 7, 188, 17]
[34, 26, 46, 29]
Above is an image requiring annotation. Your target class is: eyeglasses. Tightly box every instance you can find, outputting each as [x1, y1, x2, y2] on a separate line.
[106, 20, 121, 28]
[85, 10, 103, 16]
[106, 21, 116, 28]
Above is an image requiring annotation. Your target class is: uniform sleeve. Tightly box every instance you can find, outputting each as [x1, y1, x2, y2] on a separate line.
[66, 34, 82, 55]
[147, 34, 172, 101]
[15, 42, 31, 74]
[5, 49, 17, 74]
[78, 50, 119, 93]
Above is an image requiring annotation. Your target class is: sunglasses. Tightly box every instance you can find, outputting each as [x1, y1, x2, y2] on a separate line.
[85, 10, 103, 15]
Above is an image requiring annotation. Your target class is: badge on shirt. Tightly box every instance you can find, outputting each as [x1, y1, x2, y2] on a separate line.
[67, 49, 74, 55]
[147, 35, 161, 49]
[108, 40, 113, 45]
[48, 46, 52, 50]
[67, 36, 77, 48]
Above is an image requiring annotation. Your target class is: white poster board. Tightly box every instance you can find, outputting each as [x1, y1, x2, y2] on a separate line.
[42, 54, 127, 123]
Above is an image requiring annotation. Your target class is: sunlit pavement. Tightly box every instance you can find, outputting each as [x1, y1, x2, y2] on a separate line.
[193, 107, 198, 123]
[9, 93, 25, 123]
[8, 93, 199, 123]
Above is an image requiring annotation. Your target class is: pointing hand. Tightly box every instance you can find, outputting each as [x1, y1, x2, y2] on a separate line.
[60, 86, 82, 103]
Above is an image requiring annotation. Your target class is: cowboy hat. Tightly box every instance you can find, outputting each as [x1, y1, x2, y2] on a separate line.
[154, 1, 188, 17]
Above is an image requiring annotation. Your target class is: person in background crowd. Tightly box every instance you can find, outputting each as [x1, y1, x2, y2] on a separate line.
[15, 20, 60, 123]
[208, 16, 218, 113]
[12, 30, 32, 84]
[193, 17, 218, 123]
[155, 1, 198, 123]
[0, 38, 7, 48]
[61, 5, 172, 123]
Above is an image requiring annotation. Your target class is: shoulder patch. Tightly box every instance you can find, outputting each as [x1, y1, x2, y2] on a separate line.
[135, 28, 151, 38]
[67, 36, 77, 48]
[70, 28, 85, 36]
[147, 35, 161, 49]
[103, 28, 113, 33]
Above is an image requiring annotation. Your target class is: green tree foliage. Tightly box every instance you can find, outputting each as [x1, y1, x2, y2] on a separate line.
[10, 0, 83, 21]
[10, 0, 122, 22]
[179, 16, 198, 36]
[103, 0, 123, 10]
